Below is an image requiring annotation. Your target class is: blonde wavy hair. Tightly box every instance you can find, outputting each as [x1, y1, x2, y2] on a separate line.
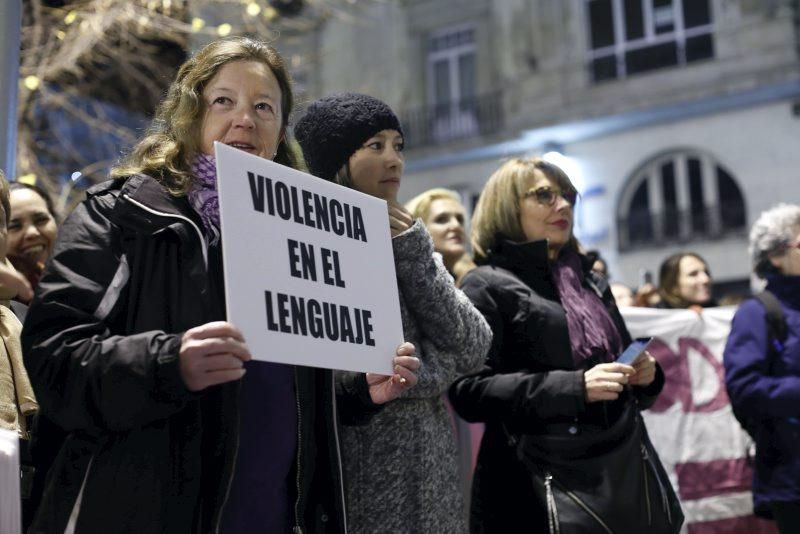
[471, 158, 578, 262]
[112, 36, 298, 194]
[404, 188, 462, 221]
[405, 188, 477, 283]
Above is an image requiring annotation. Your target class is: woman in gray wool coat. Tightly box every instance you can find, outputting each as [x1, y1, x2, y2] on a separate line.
[295, 93, 492, 533]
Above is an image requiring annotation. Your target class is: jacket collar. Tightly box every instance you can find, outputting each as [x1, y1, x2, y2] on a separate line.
[486, 236, 608, 296]
[766, 273, 800, 308]
[111, 175, 203, 234]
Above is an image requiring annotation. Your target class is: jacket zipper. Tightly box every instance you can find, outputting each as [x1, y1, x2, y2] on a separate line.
[64, 456, 94, 534]
[214, 385, 242, 534]
[544, 473, 560, 534]
[641, 444, 652, 525]
[293, 372, 304, 534]
[330, 373, 349, 533]
[547, 471, 613, 534]
[122, 195, 208, 267]
[124, 194, 231, 531]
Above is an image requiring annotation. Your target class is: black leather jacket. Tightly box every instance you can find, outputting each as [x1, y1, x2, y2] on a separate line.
[449, 238, 664, 533]
[22, 175, 377, 533]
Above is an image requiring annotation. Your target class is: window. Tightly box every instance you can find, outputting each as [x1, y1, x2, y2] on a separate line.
[586, 0, 714, 83]
[617, 150, 746, 250]
[427, 26, 477, 142]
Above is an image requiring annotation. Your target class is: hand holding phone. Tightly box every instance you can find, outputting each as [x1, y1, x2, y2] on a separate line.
[616, 338, 654, 366]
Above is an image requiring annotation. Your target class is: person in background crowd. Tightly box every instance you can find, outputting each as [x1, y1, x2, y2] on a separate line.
[405, 187, 477, 284]
[3, 181, 59, 532]
[587, 249, 608, 278]
[448, 158, 663, 532]
[0, 172, 38, 529]
[724, 203, 800, 533]
[610, 281, 635, 308]
[295, 93, 491, 534]
[22, 38, 420, 534]
[654, 252, 716, 311]
[6, 183, 58, 302]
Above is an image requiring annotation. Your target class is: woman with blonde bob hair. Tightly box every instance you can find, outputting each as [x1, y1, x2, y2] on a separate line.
[405, 188, 477, 283]
[22, 37, 420, 534]
[450, 158, 672, 533]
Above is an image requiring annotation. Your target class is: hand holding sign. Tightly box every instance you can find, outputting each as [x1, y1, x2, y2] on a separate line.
[366, 342, 421, 404]
[179, 321, 252, 391]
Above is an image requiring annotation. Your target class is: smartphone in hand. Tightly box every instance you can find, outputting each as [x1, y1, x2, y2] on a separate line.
[617, 338, 654, 366]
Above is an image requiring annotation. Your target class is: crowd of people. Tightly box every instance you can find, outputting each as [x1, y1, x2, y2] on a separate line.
[0, 36, 797, 534]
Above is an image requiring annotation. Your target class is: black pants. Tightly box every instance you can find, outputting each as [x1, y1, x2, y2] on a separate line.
[770, 501, 800, 534]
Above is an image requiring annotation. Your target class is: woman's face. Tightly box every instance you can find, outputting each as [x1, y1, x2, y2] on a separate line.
[8, 188, 57, 267]
[425, 198, 466, 264]
[676, 255, 712, 305]
[519, 172, 574, 257]
[347, 129, 404, 201]
[768, 227, 800, 276]
[199, 60, 283, 160]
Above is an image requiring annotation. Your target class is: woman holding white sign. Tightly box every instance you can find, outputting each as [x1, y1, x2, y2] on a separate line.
[21, 38, 420, 534]
[295, 93, 492, 533]
[448, 158, 679, 533]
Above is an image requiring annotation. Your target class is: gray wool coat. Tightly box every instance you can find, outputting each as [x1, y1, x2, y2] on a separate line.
[337, 220, 492, 534]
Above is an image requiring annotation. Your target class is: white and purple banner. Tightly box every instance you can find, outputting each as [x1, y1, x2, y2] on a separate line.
[621, 306, 777, 534]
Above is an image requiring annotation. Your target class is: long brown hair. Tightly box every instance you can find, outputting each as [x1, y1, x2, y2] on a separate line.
[658, 252, 711, 308]
[112, 37, 297, 194]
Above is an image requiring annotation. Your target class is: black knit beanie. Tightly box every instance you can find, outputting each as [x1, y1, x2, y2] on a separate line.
[294, 92, 403, 182]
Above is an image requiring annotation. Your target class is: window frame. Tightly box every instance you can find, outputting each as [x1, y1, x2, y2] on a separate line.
[617, 149, 746, 251]
[584, 0, 714, 81]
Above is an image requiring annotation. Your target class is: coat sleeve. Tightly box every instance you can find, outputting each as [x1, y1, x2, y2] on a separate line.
[335, 371, 383, 426]
[391, 221, 492, 399]
[448, 270, 586, 433]
[21, 195, 193, 434]
[724, 299, 800, 419]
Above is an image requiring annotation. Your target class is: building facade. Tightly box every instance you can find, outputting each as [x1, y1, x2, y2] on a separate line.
[287, 0, 800, 295]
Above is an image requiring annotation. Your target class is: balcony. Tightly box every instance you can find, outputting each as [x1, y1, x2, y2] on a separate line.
[400, 91, 504, 149]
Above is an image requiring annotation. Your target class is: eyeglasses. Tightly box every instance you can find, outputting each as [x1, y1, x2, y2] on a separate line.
[523, 186, 577, 207]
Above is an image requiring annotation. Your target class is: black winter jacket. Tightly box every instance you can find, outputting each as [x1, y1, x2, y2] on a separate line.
[449, 239, 664, 533]
[22, 175, 378, 534]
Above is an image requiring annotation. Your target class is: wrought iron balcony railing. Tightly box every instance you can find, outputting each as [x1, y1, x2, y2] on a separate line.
[400, 91, 504, 149]
[618, 203, 746, 251]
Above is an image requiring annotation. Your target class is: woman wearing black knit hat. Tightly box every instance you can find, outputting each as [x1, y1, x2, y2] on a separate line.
[295, 93, 492, 533]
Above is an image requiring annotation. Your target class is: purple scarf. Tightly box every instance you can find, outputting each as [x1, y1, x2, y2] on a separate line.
[551, 249, 624, 366]
[188, 153, 220, 245]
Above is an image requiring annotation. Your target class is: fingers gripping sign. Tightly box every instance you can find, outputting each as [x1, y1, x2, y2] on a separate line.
[584, 362, 635, 403]
[179, 321, 253, 391]
[366, 342, 420, 404]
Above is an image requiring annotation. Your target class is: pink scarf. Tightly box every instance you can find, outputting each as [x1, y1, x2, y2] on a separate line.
[188, 154, 220, 245]
[551, 249, 624, 366]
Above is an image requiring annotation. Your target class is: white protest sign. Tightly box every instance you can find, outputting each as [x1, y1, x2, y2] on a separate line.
[215, 142, 402, 375]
